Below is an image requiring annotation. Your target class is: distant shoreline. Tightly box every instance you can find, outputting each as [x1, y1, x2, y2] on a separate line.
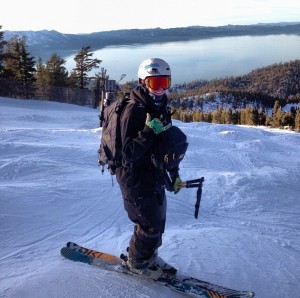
[4, 22, 300, 60]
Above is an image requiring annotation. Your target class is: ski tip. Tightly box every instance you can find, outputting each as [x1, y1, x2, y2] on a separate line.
[61, 246, 78, 259]
[61, 246, 92, 264]
[60, 246, 69, 257]
[61, 246, 72, 255]
[66, 241, 78, 248]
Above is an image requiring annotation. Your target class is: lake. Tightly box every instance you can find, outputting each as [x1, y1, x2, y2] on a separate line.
[64, 34, 300, 84]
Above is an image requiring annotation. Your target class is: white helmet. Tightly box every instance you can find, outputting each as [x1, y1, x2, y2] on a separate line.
[138, 58, 171, 81]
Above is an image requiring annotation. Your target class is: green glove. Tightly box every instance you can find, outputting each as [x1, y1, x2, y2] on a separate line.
[173, 176, 182, 194]
[145, 113, 171, 135]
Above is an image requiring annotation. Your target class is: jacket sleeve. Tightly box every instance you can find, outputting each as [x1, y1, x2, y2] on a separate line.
[120, 103, 156, 163]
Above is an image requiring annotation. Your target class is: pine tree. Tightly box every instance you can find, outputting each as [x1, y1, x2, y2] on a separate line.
[271, 100, 282, 128]
[258, 107, 266, 126]
[73, 46, 102, 89]
[192, 109, 202, 122]
[0, 25, 7, 77]
[67, 70, 78, 88]
[212, 107, 222, 123]
[93, 68, 109, 108]
[4, 35, 36, 98]
[265, 115, 272, 127]
[281, 112, 294, 128]
[294, 106, 300, 132]
[172, 107, 182, 121]
[232, 110, 239, 125]
[222, 108, 233, 124]
[244, 106, 258, 126]
[45, 53, 68, 86]
[240, 109, 246, 125]
[35, 57, 48, 85]
[203, 110, 212, 123]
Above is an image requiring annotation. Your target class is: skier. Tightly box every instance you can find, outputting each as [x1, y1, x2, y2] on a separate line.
[115, 58, 182, 278]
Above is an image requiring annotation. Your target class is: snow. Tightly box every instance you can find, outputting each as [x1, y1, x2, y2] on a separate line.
[0, 96, 299, 298]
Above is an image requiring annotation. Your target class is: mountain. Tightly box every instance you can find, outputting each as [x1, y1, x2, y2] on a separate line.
[169, 59, 300, 108]
[3, 22, 300, 60]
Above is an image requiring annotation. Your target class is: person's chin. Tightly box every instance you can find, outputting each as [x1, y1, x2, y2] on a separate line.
[150, 90, 165, 96]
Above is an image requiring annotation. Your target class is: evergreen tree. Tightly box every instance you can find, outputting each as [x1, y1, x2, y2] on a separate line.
[0, 25, 7, 77]
[93, 68, 109, 108]
[294, 106, 300, 131]
[281, 111, 294, 128]
[258, 107, 266, 126]
[192, 109, 202, 122]
[244, 106, 258, 125]
[4, 35, 36, 98]
[212, 107, 222, 123]
[73, 46, 102, 89]
[271, 100, 282, 128]
[222, 108, 233, 124]
[265, 115, 272, 127]
[3, 36, 17, 79]
[45, 53, 68, 86]
[232, 110, 239, 125]
[67, 70, 78, 88]
[240, 109, 246, 125]
[172, 107, 182, 121]
[35, 57, 48, 85]
[203, 110, 212, 123]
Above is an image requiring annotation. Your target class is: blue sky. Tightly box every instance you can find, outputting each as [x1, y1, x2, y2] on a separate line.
[2, 0, 300, 34]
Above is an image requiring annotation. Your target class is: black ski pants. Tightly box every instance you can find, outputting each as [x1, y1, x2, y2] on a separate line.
[121, 187, 167, 263]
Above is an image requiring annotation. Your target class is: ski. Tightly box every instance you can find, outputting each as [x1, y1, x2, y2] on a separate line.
[61, 242, 255, 298]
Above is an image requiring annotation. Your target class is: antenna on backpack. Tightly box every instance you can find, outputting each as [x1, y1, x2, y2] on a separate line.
[117, 74, 126, 84]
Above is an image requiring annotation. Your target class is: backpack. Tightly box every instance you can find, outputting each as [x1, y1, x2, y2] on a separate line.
[98, 95, 132, 175]
[98, 95, 188, 176]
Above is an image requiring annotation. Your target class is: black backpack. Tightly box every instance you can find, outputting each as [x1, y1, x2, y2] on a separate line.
[98, 95, 188, 175]
[98, 95, 132, 174]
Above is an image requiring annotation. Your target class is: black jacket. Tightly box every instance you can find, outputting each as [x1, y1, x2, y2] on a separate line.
[115, 86, 172, 196]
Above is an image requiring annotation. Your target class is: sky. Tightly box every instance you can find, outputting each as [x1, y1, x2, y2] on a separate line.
[0, 96, 299, 298]
[1, 0, 300, 34]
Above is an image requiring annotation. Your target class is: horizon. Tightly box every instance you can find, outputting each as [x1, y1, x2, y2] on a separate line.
[1, 0, 300, 34]
[2, 21, 300, 35]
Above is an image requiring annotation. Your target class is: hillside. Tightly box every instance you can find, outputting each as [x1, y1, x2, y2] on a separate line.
[169, 60, 300, 108]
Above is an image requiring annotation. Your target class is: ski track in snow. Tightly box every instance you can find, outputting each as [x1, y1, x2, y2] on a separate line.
[0, 97, 300, 298]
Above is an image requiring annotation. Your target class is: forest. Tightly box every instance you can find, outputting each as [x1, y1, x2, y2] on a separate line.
[1, 26, 300, 131]
[167, 60, 300, 130]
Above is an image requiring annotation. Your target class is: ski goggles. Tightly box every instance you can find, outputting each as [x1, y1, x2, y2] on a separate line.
[145, 76, 171, 90]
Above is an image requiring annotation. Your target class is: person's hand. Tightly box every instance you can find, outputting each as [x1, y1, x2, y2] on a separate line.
[145, 113, 171, 135]
[173, 176, 182, 194]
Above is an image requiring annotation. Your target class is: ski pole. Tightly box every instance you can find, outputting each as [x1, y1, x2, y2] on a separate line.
[178, 177, 205, 219]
